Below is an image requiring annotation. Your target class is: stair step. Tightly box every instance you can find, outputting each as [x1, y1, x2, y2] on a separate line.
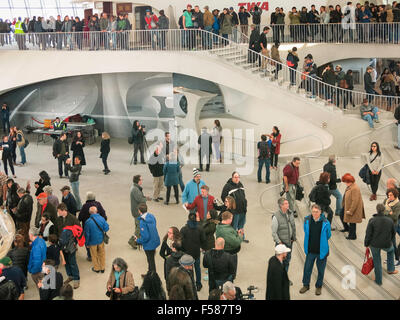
[227, 55, 246, 62]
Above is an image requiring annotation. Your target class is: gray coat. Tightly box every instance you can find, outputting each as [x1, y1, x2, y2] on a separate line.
[130, 183, 146, 218]
[271, 209, 296, 247]
[158, 16, 169, 29]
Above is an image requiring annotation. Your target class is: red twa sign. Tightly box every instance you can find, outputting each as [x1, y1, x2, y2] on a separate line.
[238, 2, 269, 11]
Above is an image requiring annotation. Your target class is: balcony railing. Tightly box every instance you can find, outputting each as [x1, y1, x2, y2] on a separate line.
[4, 29, 399, 113]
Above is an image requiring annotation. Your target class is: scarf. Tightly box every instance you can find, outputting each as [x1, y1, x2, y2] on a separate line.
[385, 198, 399, 212]
[166, 238, 174, 250]
[114, 270, 124, 288]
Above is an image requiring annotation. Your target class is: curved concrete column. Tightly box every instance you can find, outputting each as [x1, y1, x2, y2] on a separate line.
[174, 88, 217, 135]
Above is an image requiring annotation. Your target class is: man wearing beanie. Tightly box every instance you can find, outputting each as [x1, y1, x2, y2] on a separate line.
[182, 168, 205, 212]
[167, 254, 198, 300]
[0, 256, 26, 300]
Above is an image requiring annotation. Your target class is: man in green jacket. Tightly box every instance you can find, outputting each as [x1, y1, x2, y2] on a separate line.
[215, 211, 242, 280]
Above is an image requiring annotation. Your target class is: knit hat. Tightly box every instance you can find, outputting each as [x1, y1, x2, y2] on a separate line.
[36, 192, 48, 199]
[179, 254, 195, 266]
[193, 168, 200, 177]
[0, 257, 12, 266]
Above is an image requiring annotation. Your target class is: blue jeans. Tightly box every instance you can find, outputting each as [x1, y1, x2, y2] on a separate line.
[362, 107, 379, 128]
[2, 118, 9, 133]
[19, 146, 26, 164]
[64, 251, 80, 280]
[70, 181, 81, 210]
[370, 246, 395, 285]
[302, 253, 327, 288]
[232, 213, 246, 231]
[328, 189, 342, 214]
[257, 158, 271, 182]
[194, 257, 201, 286]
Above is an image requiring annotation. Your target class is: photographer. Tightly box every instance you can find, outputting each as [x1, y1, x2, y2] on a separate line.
[131, 120, 146, 165]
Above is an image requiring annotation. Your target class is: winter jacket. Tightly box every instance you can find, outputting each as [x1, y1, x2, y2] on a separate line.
[53, 213, 80, 238]
[1, 266, 26, 296]
[168, 266, 198, 300]
[286, 51, 299, 69]
[35, 178, 50, 197]
[7, 247, 30, 277]
[130, 183, 147, 218]
[342, 183, 365, 224]
[182, 179, 205, 204]
[148, 152, 164, 177]
[322, 69, 336, 85]
[344, 73, 354, 90]
[364, 72, 375, 92]
[219, 13, 233, 34]
[180, 220, 206, 260]
[99, 17, 109, 31]
[221, 178, 247, 214]
[271, 209, 296, 247]
[266, 256, 290, 300]
[198, 132, 212, 154]
[249, 29, 260, 51]
[364, 213, 396, 248]
[66, 163, 81, 183]
[131, 127, 145, 144]
[383, 198, 400, 227]
[251, 9, 262, 24]
[203, 249, 235, 291]
[201, 218, 219, 251]
[323, 161, 341, 190]
[271, 133, 281, 155]
[158, 15, 169, 29]
[163, 161, 180, 186]
[14, 193, 33, 223]
[312, 182, 331, 210]
[289, 12, 300, 24]
[62, 193, 78, 216]
[88, 19, 99, 31]
[136, 212, 160, 251]
[70, 138, 86, 166]
[106, 270, 135, 299]
[84, 214, 109, 246]
[52, 139, 69, 159]
[79, 200, 107, 228]
[39, 272, 63, 301]
[1, 142, 13, 161]
[185, 195, 215, 221]
[28, 237, 47, 274]
[203, 10, 214, 27]
[0, 279, 18, 300]
[100, 139, 110, 156]
[303, 214, 331, 260]
[165, 251, 185, 284]
[35, 201, 57, 228]
[192, 11, 204, 28]
[215, 223, 242, 254]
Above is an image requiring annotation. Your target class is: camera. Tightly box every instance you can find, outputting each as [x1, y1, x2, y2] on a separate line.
[280, 190, 286, 197]
[240, 285, 258, 300]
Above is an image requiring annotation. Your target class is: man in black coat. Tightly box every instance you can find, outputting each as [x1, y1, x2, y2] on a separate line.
[394, 104, 400, 150]
[203, 237, 235, 292]
[60, 186, 78, 216]
[14, 187, 33, 244]
[323, 155, 342, 216]
[180, 213, 206, 291]
[52, 133, 69, 179]
[148, 145, 164, 202]
[266, 244, 291, 300]
[248, 24, 260, 63]
[198, 127, 212, 172]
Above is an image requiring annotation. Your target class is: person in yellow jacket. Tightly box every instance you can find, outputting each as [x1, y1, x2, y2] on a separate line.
[14, 17, 27, 50]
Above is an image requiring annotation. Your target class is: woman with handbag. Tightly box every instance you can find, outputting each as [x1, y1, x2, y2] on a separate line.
[138, 271, 166, 300]
[106, 258, 136, 300]
[366, 142, 384, 201]
[160, 227, 182, 281]
[268, 126, 281, 170]
[340, 173, 365, 240]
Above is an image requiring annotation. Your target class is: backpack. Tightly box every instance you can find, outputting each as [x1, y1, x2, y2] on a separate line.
[309, 185, 318, 202]
[258, 141, 270, 159]
[63, 230, 77, 254]
[62, 225, 85, 254]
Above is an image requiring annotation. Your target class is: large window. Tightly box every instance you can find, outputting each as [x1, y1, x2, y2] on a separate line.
[0, 0, 84, 19]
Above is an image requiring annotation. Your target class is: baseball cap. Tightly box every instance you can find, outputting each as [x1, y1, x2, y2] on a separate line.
[275, 244, 291, 255]
[0, 257, 12, 266]
[36, 192, 48, 199]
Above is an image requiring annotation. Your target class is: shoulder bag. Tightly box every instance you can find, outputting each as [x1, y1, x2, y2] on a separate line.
[359, 153, 378, 185]
[90, 216, 110, 244]
[120, 273, 139, 300]
[361, 247, 374, 275]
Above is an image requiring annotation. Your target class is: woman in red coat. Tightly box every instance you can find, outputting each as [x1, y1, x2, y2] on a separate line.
[269, 126, 281, 170]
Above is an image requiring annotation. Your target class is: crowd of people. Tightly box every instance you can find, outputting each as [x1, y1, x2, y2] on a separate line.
[0, 110, 399, 300]
[1, 1, 400, 52]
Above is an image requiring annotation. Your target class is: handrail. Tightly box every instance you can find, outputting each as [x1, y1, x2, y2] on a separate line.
[6, 28, 399, 112]
[259, 167, 322, 213]
[383, 159, 400, 169]
[344, 121, 396, 150]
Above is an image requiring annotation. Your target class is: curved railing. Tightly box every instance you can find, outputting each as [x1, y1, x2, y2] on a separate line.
[6, 29, 400, 112]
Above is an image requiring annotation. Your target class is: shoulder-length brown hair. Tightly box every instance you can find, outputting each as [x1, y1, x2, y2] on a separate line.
[224, 195, 236, 210]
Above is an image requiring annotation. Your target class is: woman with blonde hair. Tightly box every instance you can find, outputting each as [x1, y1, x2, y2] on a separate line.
[100, 132, 110, 175]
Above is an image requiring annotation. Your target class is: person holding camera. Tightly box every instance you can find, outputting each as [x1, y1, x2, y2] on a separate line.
[106, 257, 135, 300]
[131, 120, 146, 165]
[282, 157, 300, 218]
